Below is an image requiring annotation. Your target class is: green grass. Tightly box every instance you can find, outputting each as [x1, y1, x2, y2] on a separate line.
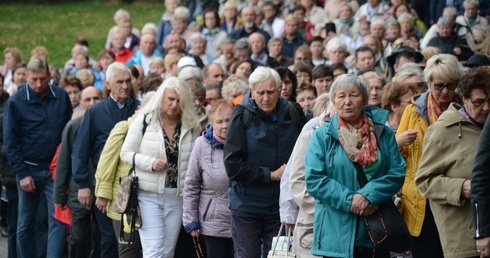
[0, 2, 165, 68]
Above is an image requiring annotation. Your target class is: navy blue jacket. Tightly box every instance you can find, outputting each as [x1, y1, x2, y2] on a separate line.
[282, 35, 306, 58]
[3, 84, 72, 179]
[72, 97, 138, 189]
[229, 26, 271, 44]
[223, 92, 305, 215]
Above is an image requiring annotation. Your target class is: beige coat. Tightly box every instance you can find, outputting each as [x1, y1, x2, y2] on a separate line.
[415, 103, 480, 258]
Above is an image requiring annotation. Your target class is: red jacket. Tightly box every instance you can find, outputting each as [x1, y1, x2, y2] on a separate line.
[50, 145, 72, 225]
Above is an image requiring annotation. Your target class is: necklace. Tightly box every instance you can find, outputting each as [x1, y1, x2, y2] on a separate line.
[409, 139, 419, 175]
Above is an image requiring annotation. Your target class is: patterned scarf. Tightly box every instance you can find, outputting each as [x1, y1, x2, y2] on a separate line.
[427, 92, 443, 125]
[338, 113, 378, 166]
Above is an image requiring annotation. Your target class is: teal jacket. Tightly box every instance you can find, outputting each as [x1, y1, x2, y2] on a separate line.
[305, 107, 406, 257]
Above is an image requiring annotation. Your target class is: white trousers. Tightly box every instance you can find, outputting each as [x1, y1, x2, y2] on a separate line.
[138, 189, 182, 258]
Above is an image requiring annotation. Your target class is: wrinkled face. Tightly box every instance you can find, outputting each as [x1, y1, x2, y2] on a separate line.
[235, 49, 251, 61]
[236, 62, 252, 78]
[13, 67, 27, 85]
[249, 35, 265, 54]
[211, 106, 233, 139]
[80, 87, 102, 110]
[113, 34, 126, 49]
[438, 25, 453, 38]
[204, 12, 218, 29]
[222, 43, 235, 61]
[294, 52, 309, 65]
[428, 74, 457, 108]
[334, 84, 365, 125]
[404, 75, 427, 94]
[106, 71, 132, 103]
[313, 76, 334, 95]
[339, 5, 352, 20]
[64, 85, 81, 108]
[363, 37, 379, 53]
[27, 69, 50, 96]
[5, 52, 16, 69]
[204, 65, 225, 87]
[371, 24, 385, 38]
[150, 64, 165, 75]
[171, 20, 186, 34]
[100, 55, 114, 71]
[268, 41, 282, 58]
[162, 88, 182, 117]
[252, 76, 280, 115]
[356, 51, 375, 71]
[310, 41, 323, 57]
[400, 19, 413, 33]
[140, 35, 156, 56]
[465, 3, 478, 18]
[166, 0, 179, 13]
[242, 7, 256, 26]
[296, 72, 311, 85]
[281, 76, 294, 100]
[74, 53, 88, 69]
[464, 88, 490, 124]
[367, 77, 383, 106]
[296, 90, 316, 110]
[328, 48, 345, 65]
[191, 38, 206, 55]
[386, 25, 401, 39]
[285, 20, 298, 35]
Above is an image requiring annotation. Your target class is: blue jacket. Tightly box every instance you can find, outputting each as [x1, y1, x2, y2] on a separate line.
[156, 19, 172, 47]
[68, 67, 103, 90]
[72, 97, 138, 189]
[305, 107, 406, 257]
[126, 50, 163, 74]
[282, 35, 305, 58]
[223, 93, 305, 215]
[229, 26, 271, 44]
[3, 84, 72, 179]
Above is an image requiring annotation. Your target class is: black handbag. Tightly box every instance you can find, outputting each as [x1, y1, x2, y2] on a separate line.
[353, 162, 413, 253]
[117, 153, 141, 245]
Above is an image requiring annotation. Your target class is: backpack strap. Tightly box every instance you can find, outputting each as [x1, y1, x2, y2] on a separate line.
[287, 101, 300, 127]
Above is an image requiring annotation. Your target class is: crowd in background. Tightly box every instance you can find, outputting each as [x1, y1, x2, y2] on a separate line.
[1, 0, 490, 257]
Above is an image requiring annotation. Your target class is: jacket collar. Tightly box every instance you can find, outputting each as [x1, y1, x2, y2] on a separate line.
[203, 124, 223, 147]
[241, 91, 289, 123]
[24, 83, 57, 102]
[440, 103, 471, 127]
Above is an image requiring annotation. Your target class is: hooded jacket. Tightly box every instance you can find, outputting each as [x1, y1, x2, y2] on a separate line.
[305, 107, 406, 257]
[415, 103, 480, 258]
[182, 124, 231, 238]
[224, 92, 305, 215]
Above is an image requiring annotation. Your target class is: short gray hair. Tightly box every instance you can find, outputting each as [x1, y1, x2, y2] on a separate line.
[222, 75, 249, 100]
[178, 66, 201, 81]
[27, 57, 49, 74]
[326, 37, 347, 53]
[395, 63, 424, 82]
[443, 6, 457, 18]
[233, 38, 250, 52]
[464, 0, 480, 9]
[437, 16, 455, 27]
[106, 62, 131, 82]
[114, 8, 130, 22]
[174, 6, 190, 20]
[249, 66, 281, 91]
[398, 13, 414, 25]
[267, 38, 282, 49]
[221, 38, 236, 49]
[329, 74, 369, 107]
[370, 20, 386, 30]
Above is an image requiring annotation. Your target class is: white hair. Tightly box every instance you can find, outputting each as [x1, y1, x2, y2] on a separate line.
[398, 13, 414, 25]
[443, 6, 458, 18]
[189, 33, 206, 45]
[326, 37, 347, 53]
[248, 66, 281, 91]
[114, 8, 130, 23]
[141, 77, 199, 130]
[174, 6, 191, 20]
[464, 0, 480, 9]
[106, 62, 131, 82]
[221, 75, 249, 100]
[178, 66, 202, 81]
[142, 23, 157, 36]
[71, 45, 89, 58]
[370, 19, 385, 30]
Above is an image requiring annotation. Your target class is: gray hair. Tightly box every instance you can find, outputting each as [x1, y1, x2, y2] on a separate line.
[233, 38, 251, 52]
[71, 45, 89, 58]
[437, 16, 455, 27]
[267, 38, 282, 49]
[114, 8, 130, 22]
[370, 20, 386, 30]
[395, 63, 424, 82]
[398, 13, 414, 25]
[106, 62, 131, 82]
[178, 66, 202, 81]
[443, 6, 457, 18]
[221, 75, 249, 100]
[249, 66, 281, 91]
[326, 37, 347, 53]
[189, 32, 206, 45]
[141, 91, 156, 108]
[464, 0, 480, 9]
[142, 23, 157, 36]
[248, 32, 265, 45]
[220, 38, 236, 49]
[313, 92, 331, 117]
[174, 6, 190, 20]
[27, 57, 49, 73]
[329, 74, 369, 107]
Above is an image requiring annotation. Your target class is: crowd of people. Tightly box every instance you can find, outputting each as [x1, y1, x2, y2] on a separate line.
[0, 0, 490, 257]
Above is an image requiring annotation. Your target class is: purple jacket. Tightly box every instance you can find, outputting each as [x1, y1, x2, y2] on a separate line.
[182, 125, 231, 238]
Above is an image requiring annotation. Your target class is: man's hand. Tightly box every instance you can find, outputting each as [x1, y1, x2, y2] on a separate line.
[56, 203, 68, 211]
[462, 179, 471, 199]
[95, 197, 109, 213]
[350, 194, 371, 215]
[477, 237, 490, 257]
[270, 164, 286, 181]
[78, 188, 92, 208]
[19, 176, 36, 193]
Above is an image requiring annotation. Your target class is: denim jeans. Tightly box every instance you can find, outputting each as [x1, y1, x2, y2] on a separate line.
[16, 170, 66, 258]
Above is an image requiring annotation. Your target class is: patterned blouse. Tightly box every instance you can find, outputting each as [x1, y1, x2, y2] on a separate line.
[163, 122, 181, 188]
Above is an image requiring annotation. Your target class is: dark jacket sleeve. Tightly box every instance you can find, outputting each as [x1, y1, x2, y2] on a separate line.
[472, 116, 490, 238]
[3, 99, 28, 178]
[72, 110, 95, 189]
[55, 120, 78, 205]
[223, 105, 270, 184]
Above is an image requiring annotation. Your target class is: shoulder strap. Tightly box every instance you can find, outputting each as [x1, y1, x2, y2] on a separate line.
[142, 114, 148, 136]
[287, 101, 300, 127]
[353, 162, 368, 188]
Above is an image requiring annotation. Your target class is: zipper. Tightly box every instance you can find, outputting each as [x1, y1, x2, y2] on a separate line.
[202, 199, 213, 221]
[476, 202, 481, 238]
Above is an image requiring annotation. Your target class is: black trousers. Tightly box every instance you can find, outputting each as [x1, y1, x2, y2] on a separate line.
[203, 235, 233, 258]
[67, 202, 100, 258]
[410, 202, 443, 258]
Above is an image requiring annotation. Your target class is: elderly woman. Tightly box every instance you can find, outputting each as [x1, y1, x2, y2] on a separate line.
[60, 76, 83, 113]
[398, 13, 422, 39]
[305, 74, 406, 257]
[362, 71, 386, 107]
[325, 37, 350, 68]
[202, 8, 228, 60]
[183, 100, 234, 258]
[120, 77, 200, 257]
[415, 66, 490, 258]
[189, 33, 212, 65]
[221, 75, 249, 102]
[381, 81, 418, 149]
[394, 4, 427, 37]
[456, 0, 488, 47]
[427, 17, 474, 61]
[396, 54, 463, 257]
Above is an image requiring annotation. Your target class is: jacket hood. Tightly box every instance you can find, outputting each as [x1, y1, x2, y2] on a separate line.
[440, 103, 468, 127]
[203, 124, 223, 148]
[241, 91, 289, 123]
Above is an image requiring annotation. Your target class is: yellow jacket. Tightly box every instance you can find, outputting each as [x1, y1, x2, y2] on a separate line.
[396, 92, 430, 237]
[95, 115, 135, 221]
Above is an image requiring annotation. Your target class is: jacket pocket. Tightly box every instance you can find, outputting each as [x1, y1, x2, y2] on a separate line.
[202, 199, 213, 221]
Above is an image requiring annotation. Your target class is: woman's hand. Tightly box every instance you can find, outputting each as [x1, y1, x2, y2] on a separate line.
[95, 197, 109, 213]
[396, 130, 417, 148]
[350, 194, 371, 215]
[152, 158, 169, 172]
[190, 229, 200, 238]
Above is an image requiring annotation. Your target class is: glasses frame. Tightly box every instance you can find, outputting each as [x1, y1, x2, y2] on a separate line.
[468, 97, 490, 108]
[432, 82, 458, 91]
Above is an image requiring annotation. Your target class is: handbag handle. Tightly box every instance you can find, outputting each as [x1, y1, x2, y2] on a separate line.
[353, 162, 368, 188]
[270, 223, 292, 256]
[130, 153, 136, 177]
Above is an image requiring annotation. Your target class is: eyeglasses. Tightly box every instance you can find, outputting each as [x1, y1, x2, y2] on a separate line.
[414, 82, 426, 89]
[432, 82, 458, 91]
[468, 97, 490, 108]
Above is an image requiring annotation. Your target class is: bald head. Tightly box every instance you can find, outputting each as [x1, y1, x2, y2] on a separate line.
[249, 32, 266, 55]
[203, 63, 225, 88]
[140, 34, 156, 56]
[80, 86, 103, 110]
